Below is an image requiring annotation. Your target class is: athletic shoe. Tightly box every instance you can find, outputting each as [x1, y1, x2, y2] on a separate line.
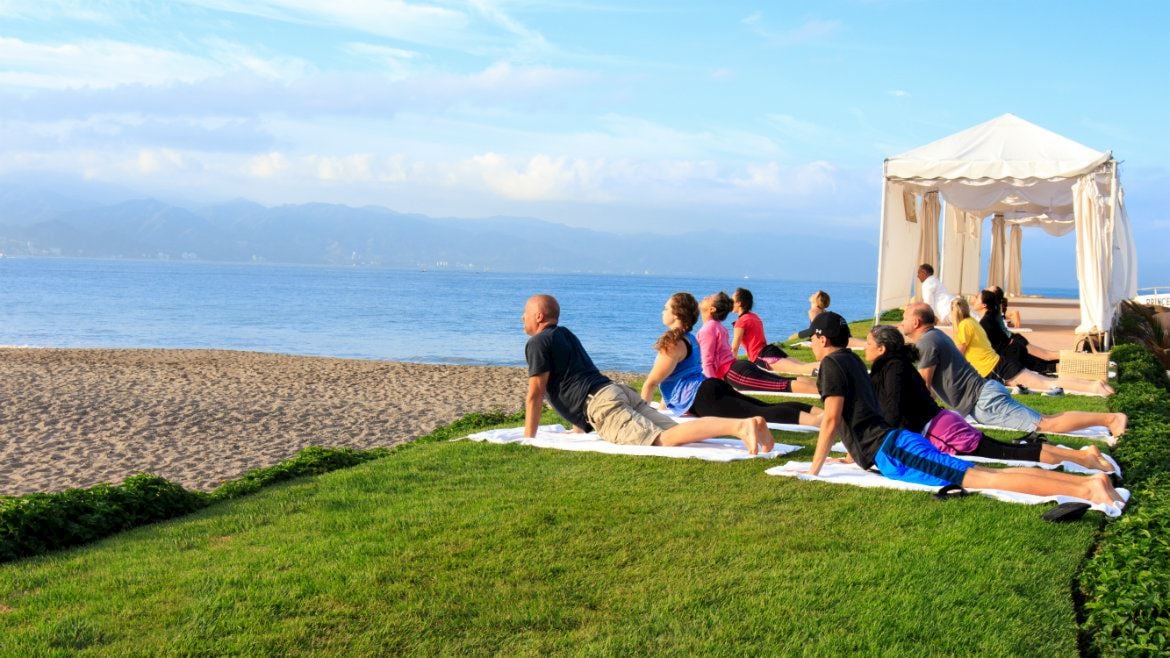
[1043, 387, 1065, 396]
[1011, 385, 1030, 395]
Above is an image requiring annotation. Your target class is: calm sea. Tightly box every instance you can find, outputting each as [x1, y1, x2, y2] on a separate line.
[0, 259, 1077, 373]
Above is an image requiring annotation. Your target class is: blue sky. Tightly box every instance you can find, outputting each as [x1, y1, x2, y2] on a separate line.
[1, 0, 1167, 284]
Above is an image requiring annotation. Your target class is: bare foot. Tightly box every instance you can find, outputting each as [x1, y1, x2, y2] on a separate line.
[754, 416, 774, 453]
[1083, 445, 1114, 473]
[1091, 473, 1126, 506]
[737, 418, 759, 454]
[1108, 413, 1128, 439]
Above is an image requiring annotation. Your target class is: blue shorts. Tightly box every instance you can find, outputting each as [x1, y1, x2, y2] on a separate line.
[874, 429, 972, 488]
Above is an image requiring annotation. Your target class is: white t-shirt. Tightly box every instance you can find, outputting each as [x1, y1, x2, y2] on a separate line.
[922, 275, 956, 324]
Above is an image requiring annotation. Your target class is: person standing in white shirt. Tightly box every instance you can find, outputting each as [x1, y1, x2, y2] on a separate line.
[917, 263, 956, 325]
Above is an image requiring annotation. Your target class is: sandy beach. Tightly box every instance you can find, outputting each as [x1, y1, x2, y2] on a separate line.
[0, 348, 633, 497]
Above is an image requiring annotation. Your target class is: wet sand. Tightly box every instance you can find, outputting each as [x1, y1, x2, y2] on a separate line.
[0, 348, 633, 496]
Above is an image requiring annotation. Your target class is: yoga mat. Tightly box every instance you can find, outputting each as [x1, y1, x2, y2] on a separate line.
[465, 425, 802, 462]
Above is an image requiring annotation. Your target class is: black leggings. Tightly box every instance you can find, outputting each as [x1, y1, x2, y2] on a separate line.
[965, 436, 1043, 462]
[689, 378, 811, 425]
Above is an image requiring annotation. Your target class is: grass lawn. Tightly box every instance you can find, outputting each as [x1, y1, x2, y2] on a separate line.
[0, 399, 1111, 657]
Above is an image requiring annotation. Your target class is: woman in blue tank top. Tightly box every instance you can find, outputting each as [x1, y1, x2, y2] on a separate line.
[640, 293, 823, 427]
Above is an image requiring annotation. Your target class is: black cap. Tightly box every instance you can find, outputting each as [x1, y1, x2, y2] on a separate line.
[810, 311, 850, 340]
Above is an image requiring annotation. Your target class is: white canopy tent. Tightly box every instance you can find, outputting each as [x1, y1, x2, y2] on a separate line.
[874, 114, 1138, 335]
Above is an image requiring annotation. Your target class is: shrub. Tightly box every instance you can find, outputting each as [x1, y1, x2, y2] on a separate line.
[209, 446, 389, 502]
[0, 412, 523, 564]
[0, 475, 206, 563]
[1079, 340, 1170, 655]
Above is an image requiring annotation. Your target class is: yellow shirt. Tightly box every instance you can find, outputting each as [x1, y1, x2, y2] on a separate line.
[955, 317, 999, 377]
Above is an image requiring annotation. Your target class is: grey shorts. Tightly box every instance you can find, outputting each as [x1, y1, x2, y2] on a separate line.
[971, 380, 1043, 432]
[585, 383, 678, 446]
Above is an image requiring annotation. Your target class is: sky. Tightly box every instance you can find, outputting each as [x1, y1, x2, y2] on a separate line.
[1, 0, 1168, 285]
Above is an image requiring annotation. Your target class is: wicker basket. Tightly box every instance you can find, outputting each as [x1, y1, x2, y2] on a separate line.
[1057, 350, 1110, 382]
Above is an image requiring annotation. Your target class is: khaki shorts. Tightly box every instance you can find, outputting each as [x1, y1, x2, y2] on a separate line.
[585, 383, 678, 446]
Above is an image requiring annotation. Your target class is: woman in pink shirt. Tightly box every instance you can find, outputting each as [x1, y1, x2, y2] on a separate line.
[702, 291, 819, 395]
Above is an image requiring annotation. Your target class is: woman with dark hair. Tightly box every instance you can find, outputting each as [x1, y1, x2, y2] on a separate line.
[866, 324, 1113, 471]
[730, 287, 819, 377]
[641, 292, 822, 426]
[699, 292, 819, 394]
[978, 289, 1060, 373]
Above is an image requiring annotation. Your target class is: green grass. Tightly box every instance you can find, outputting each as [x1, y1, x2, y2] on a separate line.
[0, 323, 1138, 656]
[0, 405, 1108, 657]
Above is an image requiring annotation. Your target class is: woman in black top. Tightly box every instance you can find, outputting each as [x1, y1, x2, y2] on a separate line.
[866, 325, 1114, 470]
[977, 289, 1058, 374]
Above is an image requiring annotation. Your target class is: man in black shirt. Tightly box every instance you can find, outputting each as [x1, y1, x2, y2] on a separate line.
[522, 294, 773, 453]
[800, 312, 1125, 508]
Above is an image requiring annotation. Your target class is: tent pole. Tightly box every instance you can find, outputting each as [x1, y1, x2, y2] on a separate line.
[874, 165, 889, 324]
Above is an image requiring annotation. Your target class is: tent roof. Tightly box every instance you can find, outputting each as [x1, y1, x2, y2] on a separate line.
[885, 113, 1111, 181]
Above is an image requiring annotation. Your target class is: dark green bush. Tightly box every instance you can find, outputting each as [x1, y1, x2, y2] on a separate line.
[0, 412, 523, 564]
[1079, 341, 1170, 656]
[0, 475, 205, 563]
[209, 445, 389, 502]
[880, 308, 904, 322]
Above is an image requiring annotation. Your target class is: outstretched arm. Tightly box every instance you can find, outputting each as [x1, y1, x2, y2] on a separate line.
[524, 372, 550, 438]
[809, 395, 844, 476]
[730, 325, 745, 357]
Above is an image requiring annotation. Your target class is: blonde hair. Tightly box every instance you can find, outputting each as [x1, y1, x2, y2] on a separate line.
[809, 290, 830, 310]
[950, 296, 972, 328]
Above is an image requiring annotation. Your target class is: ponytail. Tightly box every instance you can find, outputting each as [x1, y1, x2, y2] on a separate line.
[655, 327, 687, 353]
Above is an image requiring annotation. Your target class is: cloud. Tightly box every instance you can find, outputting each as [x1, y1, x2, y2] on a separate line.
[0, 37, 223, 89]
[175, 0, 516, 55]
[742, 13, 842, 46]
[137, 148, 194, 175]
[342, 42, 423, 79]
[247, 152, 289, 177]
[766, 114, 827, 142]
[0, 36, 311, 91]
[0, 61, 594, 122]
[888, 89, 909, 98]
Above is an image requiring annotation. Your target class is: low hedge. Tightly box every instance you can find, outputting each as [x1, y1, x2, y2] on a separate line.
[3, 445, 388, 564]
[1079, 343, 1170, 656]
[0, 410, 528, 565]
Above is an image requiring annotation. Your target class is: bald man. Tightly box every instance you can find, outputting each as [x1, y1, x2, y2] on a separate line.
[522, 294, 772, 453]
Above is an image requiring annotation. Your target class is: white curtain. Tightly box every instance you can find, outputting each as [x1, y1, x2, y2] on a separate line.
[874, 179, 921, 316]
[1006, 224, 1023, 297]
[1073, 174, 1111, 333]
[987, 214, 1007, 290]
[914, 191, 940, 302]
[917, 191, 941, 269]
[941, 204, 982, 297]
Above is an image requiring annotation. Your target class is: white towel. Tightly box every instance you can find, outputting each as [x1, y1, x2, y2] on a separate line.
[465, 424, 803, 462]
[967, 416, 1115, 445]
[829, 442, 1120, 476]
[655, 406, 819, 433]
[791, 341, 864, 352]
[765, 461, 1129, 518]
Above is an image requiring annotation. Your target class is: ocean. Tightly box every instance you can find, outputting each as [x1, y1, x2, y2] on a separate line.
[0, 258, 1077, 373]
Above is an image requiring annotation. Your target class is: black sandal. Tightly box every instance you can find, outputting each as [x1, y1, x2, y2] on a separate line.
[933, 484, 969, 500]
[1041, 502, 1091, 522]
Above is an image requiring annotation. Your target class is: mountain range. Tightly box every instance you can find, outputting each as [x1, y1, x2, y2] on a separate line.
[0, 181, 877, 281]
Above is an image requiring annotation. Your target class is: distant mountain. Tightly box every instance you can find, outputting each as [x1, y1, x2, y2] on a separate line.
[0, 190, 877, 281]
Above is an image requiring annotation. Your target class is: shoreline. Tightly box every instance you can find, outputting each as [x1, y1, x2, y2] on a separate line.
[0, 347, 634, 496]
